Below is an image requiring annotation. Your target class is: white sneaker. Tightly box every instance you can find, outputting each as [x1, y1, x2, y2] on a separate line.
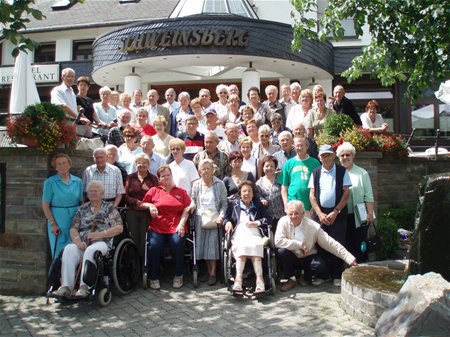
[149, 279, 160, 290]
[333, 278, 341, 287]
[312, 278, 325, 286]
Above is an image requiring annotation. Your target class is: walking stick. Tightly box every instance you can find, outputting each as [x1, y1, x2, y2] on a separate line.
[47, 229, 60, 304]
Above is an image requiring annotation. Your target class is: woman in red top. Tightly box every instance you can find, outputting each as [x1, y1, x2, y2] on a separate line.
[142, 165, 191, 290]
[134, 107, 156, 137]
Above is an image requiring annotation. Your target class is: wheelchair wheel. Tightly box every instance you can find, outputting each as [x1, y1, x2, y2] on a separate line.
[223, 249, 230, 286]
[96, 287, 112, 307]
[112, 238, 140, 295]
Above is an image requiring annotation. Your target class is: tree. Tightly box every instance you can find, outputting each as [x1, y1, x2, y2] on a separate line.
[1, 0, 82, 57]
[290, 0, 450, 101]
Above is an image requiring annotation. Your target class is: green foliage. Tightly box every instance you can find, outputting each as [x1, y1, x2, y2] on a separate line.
[314, 131, 338, 148]
[323, 113, 353, 138]
[1, 0, 83, 57]
[382, 205, 417, 231]
[376, 212, 400, 260]
[290, 0, 450, 102]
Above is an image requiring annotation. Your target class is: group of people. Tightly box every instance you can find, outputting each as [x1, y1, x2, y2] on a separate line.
[45, 68, 380, 297]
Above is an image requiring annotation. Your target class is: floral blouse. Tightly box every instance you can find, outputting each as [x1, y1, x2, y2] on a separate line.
[71, 201, 122, 249]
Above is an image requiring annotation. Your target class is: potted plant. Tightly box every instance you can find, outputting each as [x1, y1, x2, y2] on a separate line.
[6, 102, 77, 153]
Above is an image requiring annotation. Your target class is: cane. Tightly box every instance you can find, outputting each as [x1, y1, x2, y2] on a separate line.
[46, 229, 60, 304]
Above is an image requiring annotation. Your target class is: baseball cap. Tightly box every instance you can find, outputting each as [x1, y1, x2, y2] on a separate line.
[203, 107, 217, 116]
[318, 144, 334, 156]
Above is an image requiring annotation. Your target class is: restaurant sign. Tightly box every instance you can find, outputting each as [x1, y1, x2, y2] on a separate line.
[120, 28, 249, 53]
[0, 64, 60, 85]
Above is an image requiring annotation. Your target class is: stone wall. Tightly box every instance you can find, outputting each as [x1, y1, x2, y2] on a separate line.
[0, 148, 91, 295]
[0, 149, 448, 294]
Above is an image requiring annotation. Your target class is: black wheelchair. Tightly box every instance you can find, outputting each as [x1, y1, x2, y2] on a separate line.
[143, 215, 199, 288]
[222, 224, 277, 297]
[46, 213, 140, 306]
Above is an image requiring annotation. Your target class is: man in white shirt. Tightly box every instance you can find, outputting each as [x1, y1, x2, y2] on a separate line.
[51, 68, 78, 120]
[275, 200, 356, 291]
[162, 88, 180, 113]
[218, 123, 240, 154]
[198, 107, 226, 141]
[146, 89, 171, 133]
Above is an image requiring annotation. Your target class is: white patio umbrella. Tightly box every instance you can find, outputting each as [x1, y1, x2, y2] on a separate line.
[9, 50, 41, 114]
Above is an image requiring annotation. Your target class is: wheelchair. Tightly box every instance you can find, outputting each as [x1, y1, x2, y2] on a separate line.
[143, 215, 198, 288]
[46, 214, 140, 307]
[222, 224, 277, 297]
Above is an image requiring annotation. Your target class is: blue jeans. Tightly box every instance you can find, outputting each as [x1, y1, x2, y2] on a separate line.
[147, 230, 185, 280]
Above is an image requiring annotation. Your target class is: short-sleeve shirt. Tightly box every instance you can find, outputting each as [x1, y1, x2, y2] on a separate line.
[82, 163, 125, 200]
[278, 156, 321, 210]
[169, 159, 200, 196]
[143, 186, 191, 234]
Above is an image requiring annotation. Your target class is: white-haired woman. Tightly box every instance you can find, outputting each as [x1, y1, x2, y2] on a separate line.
[251, 124, 280, 161]
[337, 142, 375, 263]
[189, 159, 228, 285]
[214, 84, 229, 123]
[51, 181, 123, 298]
[93, 86, 118, 138]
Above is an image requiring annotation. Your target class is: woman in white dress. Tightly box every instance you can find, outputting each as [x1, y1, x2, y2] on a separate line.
[224, 181, 271, 294]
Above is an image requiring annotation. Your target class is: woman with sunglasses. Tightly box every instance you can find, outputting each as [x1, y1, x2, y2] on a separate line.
[118, 126, 143, 174]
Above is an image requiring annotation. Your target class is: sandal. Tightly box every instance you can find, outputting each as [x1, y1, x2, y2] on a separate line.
[254, 282, 265, 295]
[232, 280, 243, 294]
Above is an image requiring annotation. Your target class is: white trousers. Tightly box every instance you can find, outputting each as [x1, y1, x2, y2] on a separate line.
[61, 241, 108, 290]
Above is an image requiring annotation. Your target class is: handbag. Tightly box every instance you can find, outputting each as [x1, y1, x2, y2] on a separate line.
[365, 221, 381, 253]
[201, 209, 219, 229]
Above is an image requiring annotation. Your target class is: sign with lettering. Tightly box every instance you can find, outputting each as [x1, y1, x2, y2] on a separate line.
[0, 64, 60, 85]
[120, 29, 249, 53]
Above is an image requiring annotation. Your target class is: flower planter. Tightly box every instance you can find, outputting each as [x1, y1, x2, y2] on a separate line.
[19, 135, 38, 148]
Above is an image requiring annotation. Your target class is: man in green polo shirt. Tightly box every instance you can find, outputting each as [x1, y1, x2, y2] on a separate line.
[278, 136, 321, 216]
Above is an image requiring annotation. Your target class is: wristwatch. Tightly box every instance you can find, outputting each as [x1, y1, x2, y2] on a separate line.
[334, 207, 341, 214]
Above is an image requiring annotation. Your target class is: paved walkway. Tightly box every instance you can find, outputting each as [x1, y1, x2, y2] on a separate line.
[1, 279, 374, 337]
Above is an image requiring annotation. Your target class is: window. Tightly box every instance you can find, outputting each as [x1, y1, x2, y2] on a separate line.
[34, 43, 56, 63]
[73, 40, 93, 60]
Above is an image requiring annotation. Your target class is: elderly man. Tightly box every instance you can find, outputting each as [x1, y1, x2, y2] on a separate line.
[218, 122, 240, 154]
[264, 85, 286, 127]
[290, 82, 302, 104]
[279, 84, 296, 119]
[279, 136, 321, 216]
[105, 144, 128, 185]
[273, 131, 296, 170]
[82, 148, 125, 207]
[51, 67, 78, 120]
[333, 85, 362, 126]
[228, 84, 246, 107]
[199, 88, 213, 110]
[129, 136, 165, 176]
[130, 89, 144, 111]
[163, 88, 180, 113]
[275, 200, 356, 291]
[199, 107, 226, 141]
[146, 89, 171, 133]
[308, 144, 352, 286]
[107, 109, 131, 147]
[178, 115, 205, 161]
[193, 131, 230, 179]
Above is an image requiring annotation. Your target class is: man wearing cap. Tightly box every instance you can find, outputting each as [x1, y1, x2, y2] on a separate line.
[308, 144, 352, 287]
[198, 107, 226, 141]
[278, 136, 321, 217]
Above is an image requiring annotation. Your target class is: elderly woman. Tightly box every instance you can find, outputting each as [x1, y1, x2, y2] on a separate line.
[223, 151, 256, 201]
[134, 107, 156, 138]
[306, 92, 335, 139]
[191, 98, 206, 129]
[170, 92, 192, 137]
[251, 124, 280, 161]
[286, 89, 313, 130]
[93, 86, 118, 138]
[119, 92, 133, 119]
[224, 181, 271, 294]
[168, 138, 199, 196]
[42, 153, 83, 258]
[245, 119, 260, 145]
[270, 112, 291, 146]
[237, 106, 255, 137]
[124, 153, 159, 267]
[189, 159, 228, 285]
[246, 86, 270, 125]
[51, 181, 123, 298]
[239, 136, 258, 178]
[151, 115, 174, 158]
[360, 100, 388, 133]
[214, 84, 229, 123]
[225, 94, 242, 125]
[76, 76, 102, 126]
[142, 165, 191, 289]
[118, 126, 143, 174]
[256, 155, 284, 231]
[337, 142, 375, 263]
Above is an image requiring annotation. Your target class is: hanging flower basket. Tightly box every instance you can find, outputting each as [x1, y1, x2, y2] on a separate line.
[6, 102, 77, 153]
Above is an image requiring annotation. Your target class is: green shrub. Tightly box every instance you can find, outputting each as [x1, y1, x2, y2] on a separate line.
[382, 205, 416, 230]
[323, 113, 353, 138]
[376, 212, 399, 260]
